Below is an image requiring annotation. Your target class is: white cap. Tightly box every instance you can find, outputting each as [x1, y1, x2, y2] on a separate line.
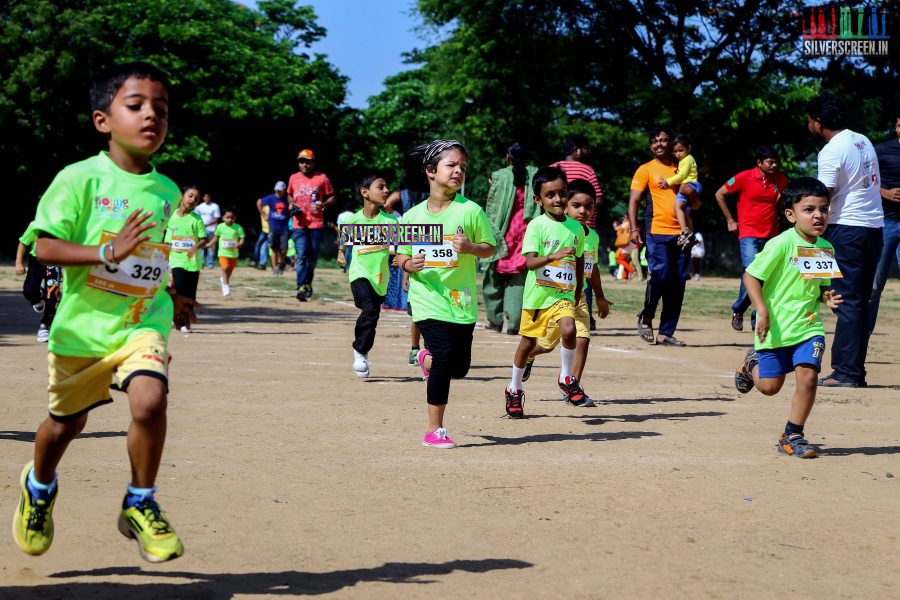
[274, 181, 287, 191]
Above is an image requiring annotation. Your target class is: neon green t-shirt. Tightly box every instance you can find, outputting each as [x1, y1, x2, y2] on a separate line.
[19, 222, 37, 257]
[345, 209, 397, 296]
[745, 228, 833, 350]
[165, 210, 206, 272]
[215, 222, 245, 258]
[31, 151, 178, 357]
[398, 195, 496, 324]
[607, 249, 617, 268]
[581, 226, 600, 289]
[521, 214, 585, 310]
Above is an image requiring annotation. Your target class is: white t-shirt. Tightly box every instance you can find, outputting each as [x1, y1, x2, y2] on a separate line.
[336, 210, 354, 226]
[816, 129, 884, 228]
[194, 202, 222, 234]
[690, 232, 705, 258]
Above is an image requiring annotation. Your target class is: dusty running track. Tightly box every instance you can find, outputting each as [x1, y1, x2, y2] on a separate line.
[1, 266, 898, 599]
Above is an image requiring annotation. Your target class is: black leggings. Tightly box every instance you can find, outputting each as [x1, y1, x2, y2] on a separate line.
[23, 255, 61, 327]
[415, 319, 475, 406]
[350, 278, 385, 354]
[172, 268, 200, 301]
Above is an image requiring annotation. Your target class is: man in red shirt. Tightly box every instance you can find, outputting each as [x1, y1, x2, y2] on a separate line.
[287, 149, 336, 301]
[714, 145, 787, 331]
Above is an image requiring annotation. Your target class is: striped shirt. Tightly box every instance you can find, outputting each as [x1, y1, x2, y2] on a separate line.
[550, 160, 603, 227]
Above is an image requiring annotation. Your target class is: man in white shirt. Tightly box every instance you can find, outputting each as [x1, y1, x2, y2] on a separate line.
[194, 192, 221, 269]
[807, 93, 884, 387]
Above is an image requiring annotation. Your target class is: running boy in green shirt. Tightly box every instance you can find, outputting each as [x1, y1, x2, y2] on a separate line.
[209, 208, 245, 297]
[13, 62, 195, 562]
[505, 166, 587, 419]
[337, 172, 397, 378]
[521, 178, 611, 403]
[734, 177, 843, 458]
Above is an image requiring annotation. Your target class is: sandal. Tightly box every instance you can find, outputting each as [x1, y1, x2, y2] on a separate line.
[657, 335, 686, 347]
[637, 316, 655, 344]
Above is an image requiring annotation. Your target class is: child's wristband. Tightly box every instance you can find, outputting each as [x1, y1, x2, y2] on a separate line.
[98, 243, 118, 268]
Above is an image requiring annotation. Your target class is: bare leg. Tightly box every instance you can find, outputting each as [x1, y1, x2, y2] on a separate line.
[573, 337, 590, 381]
[514, 336, 538, 369]
[411, 321, 421, 348]
[126, 376, 167, 488]
[789, 365, 818, 426]
[33, 414, 88, 483]
[427, 404, 446, 430]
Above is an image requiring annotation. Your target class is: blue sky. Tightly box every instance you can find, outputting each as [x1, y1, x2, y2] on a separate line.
[239, 1, 425, 108]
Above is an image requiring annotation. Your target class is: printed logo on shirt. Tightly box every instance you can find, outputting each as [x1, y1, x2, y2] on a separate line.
[94, 196, 130, 217]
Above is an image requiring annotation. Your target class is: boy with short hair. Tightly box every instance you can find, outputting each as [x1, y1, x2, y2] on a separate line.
[13, 62, 195, 562]
[521, 179, 611, 402]
[505, 166, 587, 419]
[734, 177, 843, 458]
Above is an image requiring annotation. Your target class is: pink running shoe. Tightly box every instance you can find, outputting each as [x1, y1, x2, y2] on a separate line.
[417, 349, 432, 382]
[422, 427, 457, 449]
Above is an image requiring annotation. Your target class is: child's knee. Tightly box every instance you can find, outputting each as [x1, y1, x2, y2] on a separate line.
[756, 377, 783, 396]
[46, 414, 88, 441]
[128, 377, 168, 423]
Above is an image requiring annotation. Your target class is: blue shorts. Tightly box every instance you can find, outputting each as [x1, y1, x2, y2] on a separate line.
[676, 181, 702, 210]
[757, 335, 826, 378]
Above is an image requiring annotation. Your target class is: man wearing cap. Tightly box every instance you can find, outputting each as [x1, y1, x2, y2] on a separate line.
[288, 149, 336, 300]
[257, 181, 291, 274]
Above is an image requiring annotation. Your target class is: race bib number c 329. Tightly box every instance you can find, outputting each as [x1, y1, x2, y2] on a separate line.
[87, 231, 170, 297]
[536, 259, 577, 292]
[796, 247, 842, 280]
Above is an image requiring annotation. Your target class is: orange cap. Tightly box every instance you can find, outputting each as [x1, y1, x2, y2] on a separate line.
[297, 149, 315, 160]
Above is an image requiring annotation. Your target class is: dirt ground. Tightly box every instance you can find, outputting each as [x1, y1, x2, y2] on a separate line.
[0, 264, 898, 599]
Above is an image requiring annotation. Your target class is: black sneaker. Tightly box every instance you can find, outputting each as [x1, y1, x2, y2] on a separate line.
[522, 358, 534, 382]
[731, 312, 744, 331]
[505, 387, 525, 419]
[734, 348, 757, 393]
[296, 289, 307, 302]
[559, 375, 595, 407]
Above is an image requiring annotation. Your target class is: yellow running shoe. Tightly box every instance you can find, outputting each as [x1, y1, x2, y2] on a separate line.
[118, 497, 184, 562]
[12, 462, 56, 556]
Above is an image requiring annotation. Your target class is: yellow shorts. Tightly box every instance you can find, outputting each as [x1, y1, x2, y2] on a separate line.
[520, 299, 577, 340]
[537, 298, 591, 350]
[48, 332, 169, 421]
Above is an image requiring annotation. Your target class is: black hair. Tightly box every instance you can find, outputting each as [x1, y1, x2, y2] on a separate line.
[89, 61, 171, 113]
[180, 184, 201, 195]
[223, 206, 237, 217]
[356, 172, 385, 196]
[673, 134, 692, 148]
[648, 125, 674, 143]
[408, 140, 467, 172]
[806, 93, 848, 130]
[507, 142, 528, 187]
[781, 177, 829, 210]
[563, 134, 589, 156]
[532, 165, 567, 196]
[755, 145, 778, 161]
[567, 178, 596, 201]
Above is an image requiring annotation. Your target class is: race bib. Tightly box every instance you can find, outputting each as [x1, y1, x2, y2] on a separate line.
[796, 247, 842, 280]
[583, 251, 595, 278]
[358, 244, 389, 255]
[536, 259, 577, 291]
[221, 239, 238, 249]
[421, 235, 458, 268]
[87, 231, 170, 298]
[170, 235, 195, 252]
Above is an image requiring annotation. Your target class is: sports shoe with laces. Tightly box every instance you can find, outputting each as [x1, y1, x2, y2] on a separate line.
[559, 375, 595, 407]
[408, 348, 419, 366]
[36, 324, 50, 343]
[422, 427, 457, 448]
[118, 496, 184, 562]
[522, 357, 535, 382]
[734, 348, 758, 394]
[32, 300, 45, 313]
[13, 462, 56, 556]
[505, 386, 525, 419]
[353, 349, 369, 378]
[777, 433, 816, 458]
[731, 312, 744, 331]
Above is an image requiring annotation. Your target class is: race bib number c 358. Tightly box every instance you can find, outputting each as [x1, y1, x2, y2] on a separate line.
[536, 259, 577, 292]
[87, 231, 170, 297]
[421, 235, 458, 268]
[796, 247, 842, 280]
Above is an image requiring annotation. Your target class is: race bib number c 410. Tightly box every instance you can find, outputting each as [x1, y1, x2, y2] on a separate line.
[796, 247, 842, 280]
[170, 235, 195, 252]
[87, 231, 170, 297]
[536, 259, 577, 291]
[421, 235, 458, 268]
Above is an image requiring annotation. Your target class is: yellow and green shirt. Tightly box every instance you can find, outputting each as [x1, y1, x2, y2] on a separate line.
[344, 209, 397, 296]
[521, 214, 585, 310]
[165, 210, 206, 272]
[215, 222, 245, 258]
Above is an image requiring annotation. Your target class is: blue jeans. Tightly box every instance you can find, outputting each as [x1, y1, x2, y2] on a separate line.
[254, 233, 269, 266]
[867, 218, 900, 336]
[731, 237, 768, 317]
[640, 233, 690, 337]
[291, 228, 322, 288]
[825, 224, 883, 384]
[202, 232, 216, 268]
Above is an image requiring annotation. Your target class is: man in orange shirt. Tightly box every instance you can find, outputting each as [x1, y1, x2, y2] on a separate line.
[627, 126, 691, 346]
[288, 149, 336, 301]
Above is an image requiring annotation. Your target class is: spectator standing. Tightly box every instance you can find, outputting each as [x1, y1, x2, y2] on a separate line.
[807, 93, 884, 387]
[714, 145, 787, 331]
[257, 181, 290, 275]
[288, 149, 336, 301]
[194, 192, 221, 269]
[869, 109, 900, 334]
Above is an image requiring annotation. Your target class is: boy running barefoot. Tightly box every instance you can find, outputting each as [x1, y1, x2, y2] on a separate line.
[734, 177, 843, 458]
[505, 166, 586, 419]
[13, 62, 196, 563]
[337, 172, 397, 378]
[523, 179, 611, 402]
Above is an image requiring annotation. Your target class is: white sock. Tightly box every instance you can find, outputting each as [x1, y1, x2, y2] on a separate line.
[509, 365, 525, 390]
[559, 346, 575, 382]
